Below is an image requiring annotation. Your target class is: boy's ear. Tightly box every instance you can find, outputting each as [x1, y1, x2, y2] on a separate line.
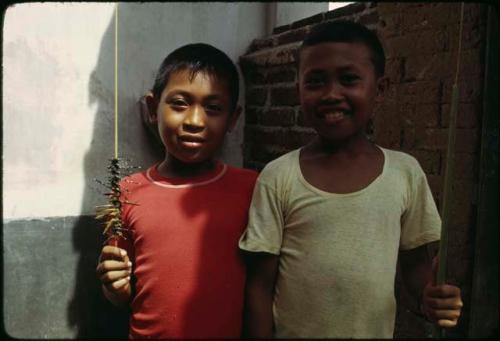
[227, 105, 242, 133]
[375, 76, 389, 103]
[140, 91, 158, 124]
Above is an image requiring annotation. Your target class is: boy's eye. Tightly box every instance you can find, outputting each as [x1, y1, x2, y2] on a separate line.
[304, 75, 326, 87]
[168, 98, 188, 109]
[340, 74, 360, 85]
[205, 103, 224, 113]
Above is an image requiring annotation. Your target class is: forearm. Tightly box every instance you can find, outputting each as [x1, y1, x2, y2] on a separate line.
[244, 284, 274, 338]
[400, 242, 438, 310]
[242, 252, 279, 338]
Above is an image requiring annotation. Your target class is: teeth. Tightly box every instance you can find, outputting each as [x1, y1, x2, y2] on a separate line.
[324, 112, 344, 123]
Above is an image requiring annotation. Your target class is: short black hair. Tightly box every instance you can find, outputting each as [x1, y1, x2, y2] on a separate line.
[151, 43, 239, 111]
[299, 20, 385, 78]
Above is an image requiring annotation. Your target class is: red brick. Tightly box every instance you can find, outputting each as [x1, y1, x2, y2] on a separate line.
[447, 178, 475, 227]
[273, 24, 290, 35]
[399, 81, 441, 104]
[246, 87, 268, 106]
[426, 174, 443, 201]
[462, 22, 485, 50]
[283, 128, 316, 150]
[400, 5, 434, 32]
[454, 153, 476, 181]
[385, 58, 404, 83]
[399, 103, 439, 128]
[416, 103, 440, 127]
[247, 37, 276, 53]
[399, 3, 427, 10]
[441, 102, 480, 128]
[417, 127, 448, 150]
[373, 102, 402, 148]
[266, 65, 296, 84]
[291, 13, 325, 29]
[240, 42, 300, 67]
[270, 86, 300, 106]
[385, 34, 417, 58]
[378, 11, 403, 39]
[250, 143, 289, 164]
[276, 26, 309, 45]
[241, 65, 267, 85]
[463, 3, 487, 25]
[400, 3, 462, 31]
[458, 49, 483, 79]
[261, 108, 295, 127]
[374, 125, 402, 149]
[455, 129, 480, 153]
[401, 125, 418, 149]
[253, 126, 287, 146]
[377, 3, 402, 16]
[403, 54, 454, 81]
[296, 108, 309, 127]
[244, 107, 263, 125]
[359, 11, 380, 27]
[398, 103, 416, 126]
[407, 149, 441, 175]
[442, 77, 482, 103]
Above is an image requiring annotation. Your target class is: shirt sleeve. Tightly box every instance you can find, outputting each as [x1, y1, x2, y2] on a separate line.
[400, 161, 442, 250]
[238, 176, 284, 255]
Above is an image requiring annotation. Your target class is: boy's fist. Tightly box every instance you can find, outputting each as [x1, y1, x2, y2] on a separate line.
[421, 256, 463, 328]
[96, 245, 132, 305]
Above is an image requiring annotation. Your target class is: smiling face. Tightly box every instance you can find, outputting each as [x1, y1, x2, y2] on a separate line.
[298, 42, 384, 144]
[153, 69, 239, 165]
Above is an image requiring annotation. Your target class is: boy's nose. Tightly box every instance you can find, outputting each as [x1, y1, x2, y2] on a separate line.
[322, 82, 343, 101]
[183, 106, 205, 131]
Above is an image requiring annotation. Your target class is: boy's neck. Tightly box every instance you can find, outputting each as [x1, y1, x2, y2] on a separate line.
[311, 133, 375, 156]
[157, 155, 218, 178]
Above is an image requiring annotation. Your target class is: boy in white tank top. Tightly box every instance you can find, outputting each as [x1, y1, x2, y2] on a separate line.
[239, 20, 463, 338]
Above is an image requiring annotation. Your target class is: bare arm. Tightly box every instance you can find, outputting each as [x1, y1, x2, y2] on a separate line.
[243, 251, 279, 338]
[399, 241, 463, 328]
[399, 241, 438, 308]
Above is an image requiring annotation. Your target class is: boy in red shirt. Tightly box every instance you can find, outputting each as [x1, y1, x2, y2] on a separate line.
[95, 43, 257, 338]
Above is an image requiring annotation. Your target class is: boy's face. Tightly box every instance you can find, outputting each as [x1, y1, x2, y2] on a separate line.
[150, 70, 239, 164]
[298, 42, 384, 143]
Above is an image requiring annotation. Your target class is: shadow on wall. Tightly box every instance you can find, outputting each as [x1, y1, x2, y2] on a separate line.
[66, 4, 162, 337]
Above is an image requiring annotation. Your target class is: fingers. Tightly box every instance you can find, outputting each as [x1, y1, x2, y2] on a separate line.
[104, 275, 131, 291]
[99, 266, 132, 285]
[423, 283, 463, 328]
[98, 246, 128, 263]
[425, 283, 461, 299]
[422, 307, 461, 328]
[96, 246, 133, 294]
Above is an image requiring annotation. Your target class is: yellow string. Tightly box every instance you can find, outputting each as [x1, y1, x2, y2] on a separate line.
[114, 3, 119, 159]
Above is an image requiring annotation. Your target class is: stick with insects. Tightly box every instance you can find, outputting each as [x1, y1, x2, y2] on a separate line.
[95, 3, 138, 247]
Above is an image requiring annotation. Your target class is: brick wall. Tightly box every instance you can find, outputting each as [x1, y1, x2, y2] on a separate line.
[240, 2, 488, 338]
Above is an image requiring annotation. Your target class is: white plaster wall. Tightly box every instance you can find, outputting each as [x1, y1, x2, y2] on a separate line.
[275, 2, 329, 27]
[3, 2, 267, 220]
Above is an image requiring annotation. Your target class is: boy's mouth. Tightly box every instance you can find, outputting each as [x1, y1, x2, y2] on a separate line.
[178, 135, 206, 148]
[317, 111, 348, 124]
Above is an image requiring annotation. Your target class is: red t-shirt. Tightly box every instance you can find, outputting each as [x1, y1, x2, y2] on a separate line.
[118, 161, 258, 339]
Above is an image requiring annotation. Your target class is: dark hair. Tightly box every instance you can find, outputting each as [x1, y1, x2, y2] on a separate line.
[299, 20, 385, 78]
[151, 43, 240, 111]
